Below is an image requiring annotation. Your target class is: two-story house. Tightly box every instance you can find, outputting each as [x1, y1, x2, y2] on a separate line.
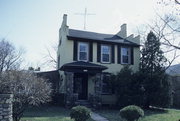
[57, 14, 140, 107]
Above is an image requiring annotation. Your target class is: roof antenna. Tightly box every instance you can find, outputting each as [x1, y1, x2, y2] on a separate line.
[75, 7, 95, 30]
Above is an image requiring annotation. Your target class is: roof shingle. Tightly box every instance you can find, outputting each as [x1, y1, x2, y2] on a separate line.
[68, 29, 139, 46]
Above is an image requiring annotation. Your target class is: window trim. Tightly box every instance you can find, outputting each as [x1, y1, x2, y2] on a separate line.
[78, 42, 89, 61]
[121, 47, 131, 64]
[101, 44, 111, 63]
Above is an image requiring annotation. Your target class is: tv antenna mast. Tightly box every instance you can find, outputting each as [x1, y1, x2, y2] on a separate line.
[75, 7, 95, 30]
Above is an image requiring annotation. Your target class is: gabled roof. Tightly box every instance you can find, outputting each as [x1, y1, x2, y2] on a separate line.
[68, 29, 139, 46]
[60, 61, 107, 73]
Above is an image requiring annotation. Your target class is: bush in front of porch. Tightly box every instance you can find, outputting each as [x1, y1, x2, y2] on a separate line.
[70, 106, 91, 121]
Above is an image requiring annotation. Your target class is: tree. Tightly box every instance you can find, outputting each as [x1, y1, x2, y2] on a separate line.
[0, 39, 23, 74]
[42, 42, 58, 70]
[0, 71, 52, 121]
[137, 14, 180, 67]
[112, 66, 143, 107]
[140, 31, 171, 108]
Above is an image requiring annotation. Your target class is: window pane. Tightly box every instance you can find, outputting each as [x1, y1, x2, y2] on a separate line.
[78, 42, 88, 61]
[102, 46, 110, 54]
[102, 54, 109, 62]
[79, 52, 87, 60]
[122, 55, 128, 63]
[102, 83, 111, 94]
[101, 45, 110, 62]
[102, 74, 112, 94]
[122, 48, 128, 55]
[80, 44, 87, 51]
[121, 47, 130, 64]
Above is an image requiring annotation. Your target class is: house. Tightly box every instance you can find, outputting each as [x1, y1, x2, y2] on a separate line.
[57, 14, 140, 107]
[166, 64, 180, 108]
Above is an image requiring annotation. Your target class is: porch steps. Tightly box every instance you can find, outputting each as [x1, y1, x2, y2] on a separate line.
[75, 100, 91, 108]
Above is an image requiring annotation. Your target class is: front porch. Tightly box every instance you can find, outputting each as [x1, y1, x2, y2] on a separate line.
[60, 61, 108, 108]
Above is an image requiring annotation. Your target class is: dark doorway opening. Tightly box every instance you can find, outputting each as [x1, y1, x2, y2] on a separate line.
[73, 73, 88, 100]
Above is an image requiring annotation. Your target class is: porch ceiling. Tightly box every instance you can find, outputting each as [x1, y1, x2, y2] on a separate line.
[59, 61, 108, 73]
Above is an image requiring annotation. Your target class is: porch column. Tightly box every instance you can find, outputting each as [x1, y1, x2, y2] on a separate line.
[92, 73, 102, 109]
[65, 72, 74, 107]
[95, 73, 102, 96]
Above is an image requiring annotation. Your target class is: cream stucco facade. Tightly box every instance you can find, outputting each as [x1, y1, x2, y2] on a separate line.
[57, 14, 140, 106]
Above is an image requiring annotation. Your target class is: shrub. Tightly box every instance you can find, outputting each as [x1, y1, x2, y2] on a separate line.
[70, 106, 91, 121]
[119, 105, 144, 121]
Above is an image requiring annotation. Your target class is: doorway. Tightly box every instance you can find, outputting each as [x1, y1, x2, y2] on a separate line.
[73, 73, 88, 100]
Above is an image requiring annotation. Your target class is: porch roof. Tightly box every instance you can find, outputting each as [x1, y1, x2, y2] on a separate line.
[59, 61, 108, 73]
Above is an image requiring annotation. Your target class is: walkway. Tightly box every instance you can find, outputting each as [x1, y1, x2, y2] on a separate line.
[91, 112, 109, 121]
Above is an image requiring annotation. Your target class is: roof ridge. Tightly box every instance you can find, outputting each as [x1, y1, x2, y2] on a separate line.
[69, 28, 115, 36]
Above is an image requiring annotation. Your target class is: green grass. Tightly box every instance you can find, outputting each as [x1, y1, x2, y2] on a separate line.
[97, 108, 180, 121]
[21, 105, 94, 121]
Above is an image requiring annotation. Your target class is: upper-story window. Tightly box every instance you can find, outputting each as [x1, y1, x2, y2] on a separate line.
[78, 42, 89, 61]
[121, 47, 130, 64]
[101, 45, 111, 63]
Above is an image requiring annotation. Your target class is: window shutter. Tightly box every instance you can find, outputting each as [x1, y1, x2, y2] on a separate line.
[111, 45, 115, 63]
[89, 42, 93, 62]
[131, 47, 134, 65]
[97, 43, 101, 62]
[117, 46, 121, 64]
[73, 40, 78, 61]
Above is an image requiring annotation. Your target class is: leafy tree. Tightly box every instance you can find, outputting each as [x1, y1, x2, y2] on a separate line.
[0, 39, 52, 121]
[0, 71, 52, 121]
[140, 31, 171, 108]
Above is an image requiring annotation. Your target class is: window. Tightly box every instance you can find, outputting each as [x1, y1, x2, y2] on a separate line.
[78, 42, 89, 61]
[102, 74, 114, 94]
[101, 45, 111, 63]
[121, 47, 130, 64]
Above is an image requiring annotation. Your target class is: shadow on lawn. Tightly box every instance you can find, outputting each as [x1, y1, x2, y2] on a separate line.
[23, 105, 70, 118]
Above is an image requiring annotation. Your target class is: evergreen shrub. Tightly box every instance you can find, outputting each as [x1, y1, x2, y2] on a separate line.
[70, 106, 91, 121]
[120, 105, 144, 121]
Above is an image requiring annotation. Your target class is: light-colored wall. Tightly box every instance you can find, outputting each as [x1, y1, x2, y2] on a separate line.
[58, 39, 140, 74]
[57, 38, 140, 94]
[88, 75, 95, 95]
[57, 15, 140, 104]
[58, 38, 139, 104]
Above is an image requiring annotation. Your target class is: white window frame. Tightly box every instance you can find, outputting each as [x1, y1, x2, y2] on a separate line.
[101, 45, 111, 63]
[78, 42, 89, 61]
[121, 47, 131, 64]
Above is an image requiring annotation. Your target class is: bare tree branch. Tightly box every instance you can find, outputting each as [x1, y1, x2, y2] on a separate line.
[0, 39, 23, 74]
[175, 0, 180, 5]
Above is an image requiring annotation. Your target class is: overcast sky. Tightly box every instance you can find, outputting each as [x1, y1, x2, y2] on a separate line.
[0, 0, 166, 70]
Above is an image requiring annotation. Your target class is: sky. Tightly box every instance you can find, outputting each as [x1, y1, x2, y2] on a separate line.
[0, 0, 168, 71]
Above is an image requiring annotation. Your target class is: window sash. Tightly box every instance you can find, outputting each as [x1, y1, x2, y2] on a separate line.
[78, 42, 89, 61]
[101, 45, 111, 63]
[101, 74, 113, 94]
[121, 47, 130, 64]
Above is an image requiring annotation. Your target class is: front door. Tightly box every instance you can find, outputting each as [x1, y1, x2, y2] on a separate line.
[74, 73, 88, 100]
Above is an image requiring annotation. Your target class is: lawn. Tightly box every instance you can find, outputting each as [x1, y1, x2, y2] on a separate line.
[21, 105, 94, 121]
[97, 108, 180, 121]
